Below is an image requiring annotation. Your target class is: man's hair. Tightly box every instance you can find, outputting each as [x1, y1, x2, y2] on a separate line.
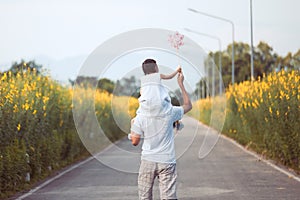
[142, 59, 157, 75]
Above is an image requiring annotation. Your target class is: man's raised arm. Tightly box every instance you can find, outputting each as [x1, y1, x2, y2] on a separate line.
[177, 73, 192, 114]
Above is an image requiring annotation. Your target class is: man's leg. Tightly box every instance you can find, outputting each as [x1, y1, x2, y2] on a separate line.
[157, 163, 177, 200]
[138, 160, 157, 200]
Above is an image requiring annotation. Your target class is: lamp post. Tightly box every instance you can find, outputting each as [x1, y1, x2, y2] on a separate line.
[184, 28, 223, 95]
[201, 46, 213, 99]
[250, 0, 254, 81]
[188, 8, 235, 85]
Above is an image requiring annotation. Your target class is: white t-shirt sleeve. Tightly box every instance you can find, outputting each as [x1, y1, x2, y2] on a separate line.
[172, 106, 184, 122]
[130, 116, 143, 136]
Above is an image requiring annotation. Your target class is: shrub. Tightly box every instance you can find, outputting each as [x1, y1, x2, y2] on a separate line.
[0, 69, 138, 198]
[191, 70, 300, 172]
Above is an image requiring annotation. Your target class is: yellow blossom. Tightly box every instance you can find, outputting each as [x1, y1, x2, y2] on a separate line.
[264, 117, 269, 122]
[269, 107, 272, 114]
[1, 72, 7, 81]
[17, 123, 21, 131]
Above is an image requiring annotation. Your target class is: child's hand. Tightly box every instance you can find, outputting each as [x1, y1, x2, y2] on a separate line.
[177, 66, 182, 73]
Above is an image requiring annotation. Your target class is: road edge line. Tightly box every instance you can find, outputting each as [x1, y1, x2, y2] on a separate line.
[196, 120, 300, 183]
[15, 139, 124, 200]
[219, 133, 300, 183]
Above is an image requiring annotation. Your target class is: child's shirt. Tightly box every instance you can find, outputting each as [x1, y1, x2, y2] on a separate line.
[137, 73, 171, 116]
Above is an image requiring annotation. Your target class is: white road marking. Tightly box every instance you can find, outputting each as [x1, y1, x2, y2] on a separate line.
[15, 140, 122, 200]
[197, 120, 300, 183]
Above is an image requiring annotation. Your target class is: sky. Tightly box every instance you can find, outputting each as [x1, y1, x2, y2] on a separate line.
[0, 0, 299, 83]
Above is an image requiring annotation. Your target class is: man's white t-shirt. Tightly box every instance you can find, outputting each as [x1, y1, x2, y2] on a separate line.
[131, 106, 184, 164]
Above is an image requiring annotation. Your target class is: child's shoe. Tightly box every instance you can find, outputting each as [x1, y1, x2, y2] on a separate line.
[128, 134, 132, 140]
[176, 121, 184, 131]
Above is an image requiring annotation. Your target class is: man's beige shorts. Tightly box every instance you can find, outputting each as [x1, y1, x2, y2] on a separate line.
[138, 160, 177, 200]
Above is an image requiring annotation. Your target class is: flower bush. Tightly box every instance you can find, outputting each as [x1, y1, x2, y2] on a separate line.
[0, 69, 138, 198]
[191, 70, 300, 172]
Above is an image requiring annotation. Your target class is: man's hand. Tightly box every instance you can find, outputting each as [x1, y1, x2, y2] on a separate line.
[131, 132, 140, 146]
[177, 72, 184, 86]
[130, 118, 140, 146]
[177, 72, 192, 114]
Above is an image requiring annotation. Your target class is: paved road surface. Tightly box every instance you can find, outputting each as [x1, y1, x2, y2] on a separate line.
[18, 116, 300, 200]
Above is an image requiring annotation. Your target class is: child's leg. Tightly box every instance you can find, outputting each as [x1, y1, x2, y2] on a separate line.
[177, 121, 184, 130]
[174, 120, 184, 131]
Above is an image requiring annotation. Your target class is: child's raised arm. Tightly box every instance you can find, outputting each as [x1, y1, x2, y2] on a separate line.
[160, 66, 182, 80]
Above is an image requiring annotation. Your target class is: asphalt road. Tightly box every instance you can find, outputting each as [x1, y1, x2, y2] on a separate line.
[17, 116, 300, 200]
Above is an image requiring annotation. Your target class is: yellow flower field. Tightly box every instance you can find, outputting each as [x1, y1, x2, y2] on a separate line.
[191, 70, 300, 172]
[0, 68, 138, 198]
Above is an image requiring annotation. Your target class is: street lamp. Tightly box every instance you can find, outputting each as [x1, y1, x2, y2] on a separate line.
[188, 8, 235, 85]
[184, 28, 223, 95]
[250, 0, 254, 81]
[201, 46, 213, 99]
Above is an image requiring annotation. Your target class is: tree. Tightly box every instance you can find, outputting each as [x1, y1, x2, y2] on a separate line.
[282, 52, 293, 70]
[194, 78, 208, 99]
[209, 42, 252, 89]
[8, 60, 43, 75]
[97, 78, 115, 93]
[292, 49, 300, 70]
[256, 41, 275, 73]
[114, 76, 139, 96]
[205, 41, 300, 92]
[75, 76, 98, 88]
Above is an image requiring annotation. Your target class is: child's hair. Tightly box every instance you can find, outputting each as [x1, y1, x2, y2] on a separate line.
[142, 59, 157, 75]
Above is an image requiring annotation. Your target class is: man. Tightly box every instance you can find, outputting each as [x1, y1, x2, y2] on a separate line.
[130, 63, 192, 200]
